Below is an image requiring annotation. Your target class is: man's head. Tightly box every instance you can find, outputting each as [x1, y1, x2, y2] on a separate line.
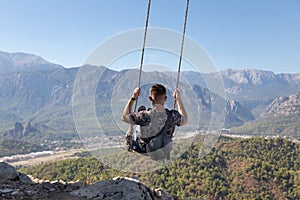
[149, 83, 167, 105]
[138, 105, 146, 112]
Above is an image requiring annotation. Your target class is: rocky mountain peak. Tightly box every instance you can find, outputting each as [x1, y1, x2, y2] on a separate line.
[2, 121, 35, 138]
[226, 100, 254, 120]
[224, 99, 255, 127]
[227, 100, 239, 111]
[262, 92, 300, 117]
[192, 84, 211, 108]
[221, 68, 276, 85]
[0, 51, 63, 73]
[14, 122, 23, 132]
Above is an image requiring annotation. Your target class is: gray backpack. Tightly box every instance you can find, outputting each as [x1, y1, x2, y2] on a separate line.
[135, 109, 172, 160]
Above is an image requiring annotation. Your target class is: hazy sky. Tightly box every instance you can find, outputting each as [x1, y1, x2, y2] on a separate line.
[0, 0, 300, 73]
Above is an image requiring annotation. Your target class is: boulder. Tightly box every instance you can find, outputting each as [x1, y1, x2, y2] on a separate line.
[70, 176, 174, 200]
[0, 162, 19, 181]
[18, 172, 33, 184]
[0, 162, 32, 184]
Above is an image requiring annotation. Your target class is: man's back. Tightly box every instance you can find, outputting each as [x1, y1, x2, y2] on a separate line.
[130, 105, 184, 139]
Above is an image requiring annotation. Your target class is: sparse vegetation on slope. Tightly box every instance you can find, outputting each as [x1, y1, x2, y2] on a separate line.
[231, 114, 300, 138]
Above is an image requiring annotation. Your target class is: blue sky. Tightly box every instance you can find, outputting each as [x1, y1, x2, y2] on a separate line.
[0, 0, 300, 73]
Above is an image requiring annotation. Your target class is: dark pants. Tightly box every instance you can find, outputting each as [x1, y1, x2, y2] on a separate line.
[132, 139, 146, 153]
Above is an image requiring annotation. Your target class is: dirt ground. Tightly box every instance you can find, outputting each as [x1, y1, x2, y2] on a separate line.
[5, 149, 83, 167]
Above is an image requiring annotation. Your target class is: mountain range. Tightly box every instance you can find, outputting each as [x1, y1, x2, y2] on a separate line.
[0, 51, 299, 143]
[0, 51, 63, 73]
[183, 69, 300, 101]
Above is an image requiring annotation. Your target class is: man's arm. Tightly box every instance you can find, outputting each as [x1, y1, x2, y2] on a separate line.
[174, 89, 188, 125]
[122, 87, 140, 124]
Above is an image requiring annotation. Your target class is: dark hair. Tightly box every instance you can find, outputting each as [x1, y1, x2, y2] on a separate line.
[150, 83, 166, 98]
[138, 105, 146, 112]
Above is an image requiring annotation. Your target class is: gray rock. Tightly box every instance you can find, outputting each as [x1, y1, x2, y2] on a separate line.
[0, 162, 19, 181]
[0, 162, 32, 185]
[25, 190, 38, 196]
[0, 188, 14, 194]
[65, 182, 84, 192]
[18, 172, 33, 184]
[11, 190, 25, 198]
[155, 188, 174, 200]
[0, 163, 173, 200]
[41, 182, 57, 192]
[71, 176, 173, 200]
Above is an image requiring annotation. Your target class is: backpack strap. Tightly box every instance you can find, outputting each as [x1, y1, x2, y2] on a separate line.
[156, 109, 171, 137]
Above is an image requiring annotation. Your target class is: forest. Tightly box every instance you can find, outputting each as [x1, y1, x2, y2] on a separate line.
[19, 137, 300, 199]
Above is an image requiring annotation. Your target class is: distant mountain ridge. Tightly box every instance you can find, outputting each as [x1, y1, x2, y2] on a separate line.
[183, 69, 300, 101]
[0, 51, 299, 140]
[0, 51, 63, 73]
[0, 66, 253, 135]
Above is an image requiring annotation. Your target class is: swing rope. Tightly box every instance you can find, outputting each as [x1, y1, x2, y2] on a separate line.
[134, 0, 152, 112]
[134, 0, 190, 111]
[174, 0, 190, 109]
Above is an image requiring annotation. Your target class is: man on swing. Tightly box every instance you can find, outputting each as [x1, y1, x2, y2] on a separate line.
[122, 83, 188, 160]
